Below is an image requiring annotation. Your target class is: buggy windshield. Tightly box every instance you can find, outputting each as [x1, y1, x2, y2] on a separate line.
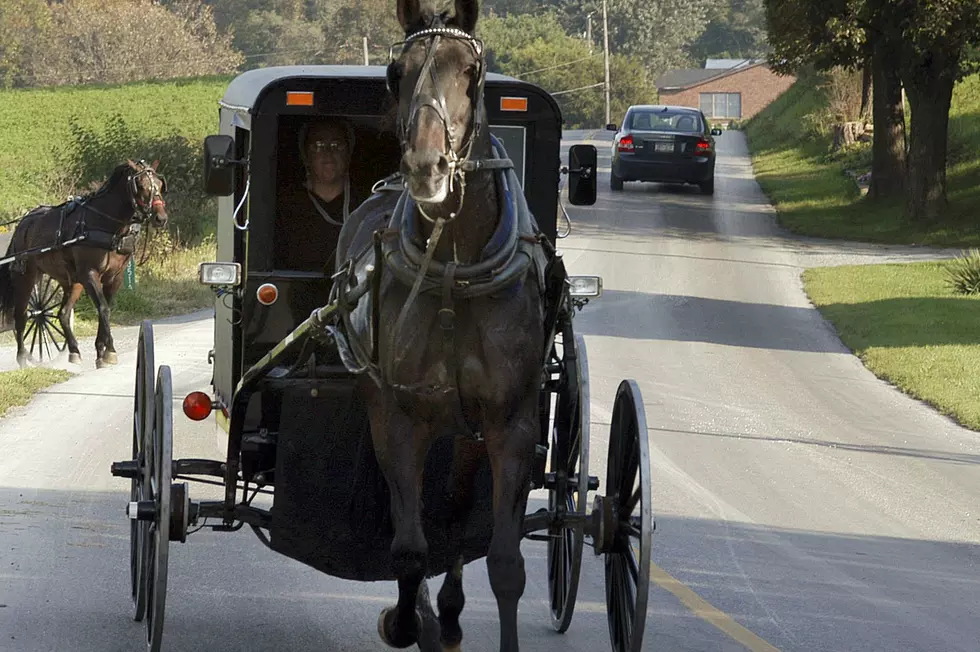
[628, 111, 702, 133]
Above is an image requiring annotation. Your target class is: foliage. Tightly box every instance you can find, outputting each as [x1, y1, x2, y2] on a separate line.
[6, 0, 241, 88]
[943, 249, 980, 296]
[687, 0, 770, 62]
[0, 0, 49, 88]
[0, 76, 227, 227]
[478, 11, 656, 128]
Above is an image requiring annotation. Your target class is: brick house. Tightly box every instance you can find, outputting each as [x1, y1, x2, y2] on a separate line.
[655, 60, 795, 124]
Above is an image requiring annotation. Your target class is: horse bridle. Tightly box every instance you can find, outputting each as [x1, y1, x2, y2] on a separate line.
[387, 23, 490, 218]
[126, 161, 167, 222]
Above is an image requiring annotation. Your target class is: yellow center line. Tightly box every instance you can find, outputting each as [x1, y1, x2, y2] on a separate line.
[650, 562, 782, 652]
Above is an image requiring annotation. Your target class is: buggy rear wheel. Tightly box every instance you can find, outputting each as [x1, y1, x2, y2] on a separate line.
[129, 321, 156, 621]
[595, 380, 652, 652]
[547, 332, 590, 633]
[25, 273, 67, 362]
[142, 364, 174, 652]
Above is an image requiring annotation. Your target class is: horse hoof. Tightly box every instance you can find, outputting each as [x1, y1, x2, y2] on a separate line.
[103, 351, 118, 365]
[377, 606, 422, 649]
[68, 353, 82, 365]
[96, 358, 107, 370]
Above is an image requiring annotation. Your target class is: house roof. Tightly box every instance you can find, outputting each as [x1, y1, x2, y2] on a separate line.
[655, 61, 767, 91]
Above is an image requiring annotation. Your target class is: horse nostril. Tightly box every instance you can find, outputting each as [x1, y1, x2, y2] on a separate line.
[436, 156, 450, 176]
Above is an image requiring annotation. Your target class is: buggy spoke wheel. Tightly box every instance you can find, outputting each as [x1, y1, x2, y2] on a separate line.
[144, 364, 173, 652]
[27, 274, 66, 361]
[547, 332, 590, 633]
[130, 322, 156, 621]
[603, 380, 652, 652]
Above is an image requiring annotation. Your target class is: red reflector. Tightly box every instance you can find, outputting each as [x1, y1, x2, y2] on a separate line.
[183, 392, 213, 421]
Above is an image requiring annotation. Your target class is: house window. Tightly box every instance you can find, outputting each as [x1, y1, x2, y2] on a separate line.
[699, 92, 741, 119]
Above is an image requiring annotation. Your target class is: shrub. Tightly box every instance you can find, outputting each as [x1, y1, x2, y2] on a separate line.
[944, 249, 980, 295]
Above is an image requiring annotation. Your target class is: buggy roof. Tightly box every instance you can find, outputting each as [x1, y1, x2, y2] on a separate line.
[220, 65, 527, 113]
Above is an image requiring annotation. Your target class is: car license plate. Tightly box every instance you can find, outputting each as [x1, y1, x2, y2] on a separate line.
[654, 142, 674, 153]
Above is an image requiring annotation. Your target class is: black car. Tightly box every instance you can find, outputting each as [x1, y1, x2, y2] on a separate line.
[607, 105, 722, 195]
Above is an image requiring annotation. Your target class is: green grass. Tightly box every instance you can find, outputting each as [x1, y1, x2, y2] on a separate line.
[804, 261, 980, 430]
[744, 73, 980, 246]
[0, 75, 230, 219]
[0, 367, 73, 418]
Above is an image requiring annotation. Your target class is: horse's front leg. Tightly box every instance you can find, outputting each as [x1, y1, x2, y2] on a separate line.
[82, 272, 112, 368]
[437, 438, 484, 652]
[366, 384, 435, 649]
[484, 405, 538, 652]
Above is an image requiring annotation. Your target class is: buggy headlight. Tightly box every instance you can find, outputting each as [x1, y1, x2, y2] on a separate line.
[568, 275, 602, 298]
[198, 262, 241, 286]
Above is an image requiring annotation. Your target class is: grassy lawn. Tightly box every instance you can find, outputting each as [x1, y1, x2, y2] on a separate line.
[0, 367, 73, 418]
[745, 73, 980, 247]
[804, 261, 980, 430]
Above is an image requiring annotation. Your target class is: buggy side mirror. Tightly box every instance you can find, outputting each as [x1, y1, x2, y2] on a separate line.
[566, 144, 597, 206]
[203, 135, 238, 197]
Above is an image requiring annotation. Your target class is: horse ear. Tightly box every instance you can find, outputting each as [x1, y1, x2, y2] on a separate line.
[452, 0, 478, 34]
[396, 0, 422, 33]
[127, 159, 138, 170]
[151, 159, 159, 170]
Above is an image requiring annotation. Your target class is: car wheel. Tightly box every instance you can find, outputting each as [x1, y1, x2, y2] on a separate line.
[610, 171, 624, 191]
[699, 177, 714, 195]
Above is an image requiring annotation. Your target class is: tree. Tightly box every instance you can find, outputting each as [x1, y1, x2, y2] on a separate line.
[687, 0, 769, 61]
[867, 0, 980, 221]
[25, 0, 243, 86]
[764, 0, 907, 200]
[0, 0, 51, 88]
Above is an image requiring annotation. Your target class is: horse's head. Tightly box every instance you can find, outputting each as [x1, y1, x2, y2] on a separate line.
[126, 159, 168, 228]
[387, 0, 485, 204]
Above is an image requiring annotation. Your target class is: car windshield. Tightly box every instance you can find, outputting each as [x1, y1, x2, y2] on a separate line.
[628, 111, 701, 133]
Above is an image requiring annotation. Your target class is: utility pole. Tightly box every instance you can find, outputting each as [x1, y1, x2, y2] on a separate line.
[363, 36, 369, 66]
[602, 0, 611, 125]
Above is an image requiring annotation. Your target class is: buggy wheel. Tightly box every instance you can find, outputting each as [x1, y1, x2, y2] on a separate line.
[25, 274, 66, 362]
[547, 332, 590, 633]
[143, 364, 174, 652]
[130, 321, 156, 622]
[598, 380, 652, 652]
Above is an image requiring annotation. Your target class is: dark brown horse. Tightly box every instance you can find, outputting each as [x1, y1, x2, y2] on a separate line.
[0, 159, 168, 368]
[336, 1, 549, 649]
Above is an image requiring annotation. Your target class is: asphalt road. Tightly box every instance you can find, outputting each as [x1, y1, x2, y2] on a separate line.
[1, 130, 979, 652]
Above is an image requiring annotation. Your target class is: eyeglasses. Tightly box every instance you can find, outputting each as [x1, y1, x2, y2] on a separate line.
[310, 139, 348, 155]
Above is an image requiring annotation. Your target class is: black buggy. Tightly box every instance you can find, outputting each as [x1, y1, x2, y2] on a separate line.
[110, 64, 653, 652]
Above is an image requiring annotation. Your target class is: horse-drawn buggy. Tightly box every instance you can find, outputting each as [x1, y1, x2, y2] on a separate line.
[109, 2, 652, 651]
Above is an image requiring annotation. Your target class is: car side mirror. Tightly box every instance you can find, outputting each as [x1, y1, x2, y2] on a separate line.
[711, 128, 723, 136]
[203, 134, 238, 197]
[566, 144, 597, 206]
[605, 123, 618, 131]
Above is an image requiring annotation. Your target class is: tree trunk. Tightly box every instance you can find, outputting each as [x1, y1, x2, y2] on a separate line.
[868, 40, 906, 201]
[859, 56, 873, 121]
[903, 67, 956, 222]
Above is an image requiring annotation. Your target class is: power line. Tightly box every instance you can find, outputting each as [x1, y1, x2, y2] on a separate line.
[550, 81, 605, 96]
[514, 54, 598, 78]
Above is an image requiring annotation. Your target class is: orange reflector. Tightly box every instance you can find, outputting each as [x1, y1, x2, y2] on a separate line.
[182, 392, 213, 421]
[286, 91, 314, 106]
[500, 96, 528, 112]
[257, 283, 279, 306]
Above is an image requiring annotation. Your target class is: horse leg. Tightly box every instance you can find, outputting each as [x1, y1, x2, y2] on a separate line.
[366, 386, 434, 649]
[484, 407, 538, 652]
[99, 272, 123, 365]
[81, 273, 111, 368]
[437, 438, 485, 652]
[60, 283, 84, 364]
[11, 268, 37, 368]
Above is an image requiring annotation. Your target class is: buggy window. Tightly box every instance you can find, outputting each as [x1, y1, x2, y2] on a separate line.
[628, 111, 702, 133]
